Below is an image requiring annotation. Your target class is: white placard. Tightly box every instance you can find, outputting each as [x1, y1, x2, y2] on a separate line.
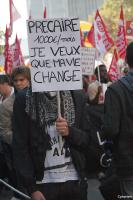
[27, 18, 82, 92]
[81, 47, 96, 75]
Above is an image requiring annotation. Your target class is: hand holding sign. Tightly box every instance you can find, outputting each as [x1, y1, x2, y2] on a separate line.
[56, 116, 69, 136]
[27, 17, 81, 147]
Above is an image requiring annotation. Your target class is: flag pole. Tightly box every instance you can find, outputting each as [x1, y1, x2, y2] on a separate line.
[0, 179, 31, 199]
[57, 91, 61, 117]
[97, 64, 101, 83]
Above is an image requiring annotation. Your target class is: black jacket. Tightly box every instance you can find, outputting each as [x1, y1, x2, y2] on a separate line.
[12, 88, 89, 194]
[85, 104, 104, 174]
[102, 72, 133, 177]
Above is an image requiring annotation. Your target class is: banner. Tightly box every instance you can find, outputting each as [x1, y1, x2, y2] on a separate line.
[4, 48, 13, 74]
[116, 6, 127, 59]
[4, 26, 13, 73]
[87, 24, 95, 47]
[108, 49, 119, 81]
[27, 18, 82, 92]
[94, 10, 114, 57]
[11, 35, 24, 68]
[81, 47, 95, 75]
[4, 33, 24, 73]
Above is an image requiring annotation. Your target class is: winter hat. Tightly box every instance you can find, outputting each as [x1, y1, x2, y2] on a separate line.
[87, 80, 100, 101]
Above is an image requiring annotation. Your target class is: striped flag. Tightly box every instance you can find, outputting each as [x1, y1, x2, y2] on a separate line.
[11, 35, 24, 68]
[94, 10, 114, 57]
[87, 24, 95, 47]
[4, 26, 13, 73]
[116, 6, 127, 59]
[108, 49, 120, 81]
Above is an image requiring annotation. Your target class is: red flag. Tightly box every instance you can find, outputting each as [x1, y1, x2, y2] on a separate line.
[94, 10, 114, 57]
[4, 26, 9, 56]
[4, 26, 9, 73]
[4, 47, 13, 74]
[108, 49, 120, 81]
[80, 29, 84, 47]
[9, 0, 21, 36]
[11, 35, 24, 68]
[87, 24, 95, 47]
[4, 26, 13, 73]
[43, 7, 47, 18]
[116, 6, 127, 59]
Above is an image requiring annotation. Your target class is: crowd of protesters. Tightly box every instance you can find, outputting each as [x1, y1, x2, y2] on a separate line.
[0, 42, 133, 200]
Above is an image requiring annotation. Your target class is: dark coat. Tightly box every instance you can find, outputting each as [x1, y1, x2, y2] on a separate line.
[102, 72, 133, 178]
[12, 88, 89, 194]
[85, 104, 105, 175]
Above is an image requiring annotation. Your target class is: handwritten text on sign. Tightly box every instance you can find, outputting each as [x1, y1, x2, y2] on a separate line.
[81, 47, 96, 75]
[27, 18, 82, 92]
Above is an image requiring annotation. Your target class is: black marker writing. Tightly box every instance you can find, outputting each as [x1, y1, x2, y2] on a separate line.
[34, 69, 80, 83]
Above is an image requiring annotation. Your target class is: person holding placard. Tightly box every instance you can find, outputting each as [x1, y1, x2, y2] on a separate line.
[12, 17, 91, 200]
[95, 64, 110, 84]
[12, 88, 89, 200]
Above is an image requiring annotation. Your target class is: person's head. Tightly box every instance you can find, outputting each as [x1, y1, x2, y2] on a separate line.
[87, 80, 101, 104]
[126, 42, 133, 69]
[11, 66, 30, 90]
[95, 64, 109, 83]
[0, 74, 12, 98]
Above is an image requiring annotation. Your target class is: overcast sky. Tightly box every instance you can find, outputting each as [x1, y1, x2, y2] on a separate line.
[0, 0, 28, 42]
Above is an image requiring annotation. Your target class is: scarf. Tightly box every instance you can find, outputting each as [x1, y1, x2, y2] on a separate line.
[25, 88, 75, 127]
[25, 88, 75, 175]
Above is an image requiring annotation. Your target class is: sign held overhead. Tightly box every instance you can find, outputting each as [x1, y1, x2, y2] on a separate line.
[27, 18, 82, 92]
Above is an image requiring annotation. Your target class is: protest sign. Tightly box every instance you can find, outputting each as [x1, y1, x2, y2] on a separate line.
[81, 47, 95, 75]
[27, 18, 82, 92]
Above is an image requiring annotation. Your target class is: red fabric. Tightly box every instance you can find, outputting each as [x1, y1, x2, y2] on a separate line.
[80, 29, 84, 47]
[43, 7, 47, 18]
[94, 10, 114, 56]
[4, 26, 13, 74]
[4, 34, 24, 73]
[87, 25, 95, 47]
[4, 26, 9, 56]
[108, 49, 119, 81]
[116, 6, 127, 59]
[11, 35, 24, 68]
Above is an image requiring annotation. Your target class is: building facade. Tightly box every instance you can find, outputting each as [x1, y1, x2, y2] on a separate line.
[27, 0, 106, 20]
